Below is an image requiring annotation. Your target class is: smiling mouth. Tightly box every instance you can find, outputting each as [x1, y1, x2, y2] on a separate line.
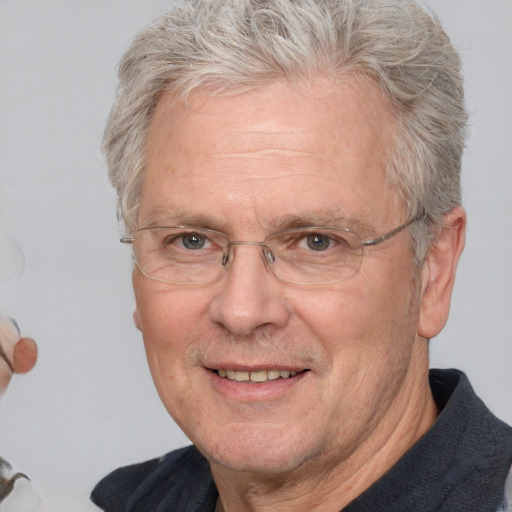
[214, 369, 308, 383]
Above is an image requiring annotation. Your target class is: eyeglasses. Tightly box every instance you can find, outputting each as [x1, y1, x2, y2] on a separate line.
[120, 216, 421, 285]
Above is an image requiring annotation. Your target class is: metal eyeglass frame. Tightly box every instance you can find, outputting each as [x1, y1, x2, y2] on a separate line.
[120, 214, 423, 285]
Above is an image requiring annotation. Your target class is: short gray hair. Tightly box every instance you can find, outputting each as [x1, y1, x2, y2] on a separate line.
[104, 0, 467, 263]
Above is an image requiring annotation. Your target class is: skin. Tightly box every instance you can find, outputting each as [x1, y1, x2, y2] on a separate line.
[132, 78, 465, 511]
[0, 317, 37, 394]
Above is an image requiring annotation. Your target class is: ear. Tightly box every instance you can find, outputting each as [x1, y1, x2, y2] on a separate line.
[133, 308, 142, 331]
[417, 206, 466, 339]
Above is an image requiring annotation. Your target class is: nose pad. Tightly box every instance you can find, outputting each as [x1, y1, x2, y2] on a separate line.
[264, 248, 275, 264]
[221, 242, 274, 272]
[219, 244, 277, 288]
[209, 243, 290, 335]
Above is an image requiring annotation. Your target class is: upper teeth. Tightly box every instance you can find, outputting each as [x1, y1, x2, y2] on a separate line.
[217, 369, 298, 382]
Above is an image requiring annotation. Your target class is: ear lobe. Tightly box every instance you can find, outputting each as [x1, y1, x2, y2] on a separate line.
[417, 206, 466, 339]
[133, 308, 142, 331]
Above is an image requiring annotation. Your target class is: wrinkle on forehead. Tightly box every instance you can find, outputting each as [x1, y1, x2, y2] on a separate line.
[148, 80, 395, 171]
[212, 149, 326, 160]
[213, 124, 334, 153]
[207, 128, 331, 164]
[153, 170, 345, 186]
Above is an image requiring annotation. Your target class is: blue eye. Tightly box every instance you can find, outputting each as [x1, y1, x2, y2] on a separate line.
[306, 233, 331, 251]
[181, 233, 207, 250]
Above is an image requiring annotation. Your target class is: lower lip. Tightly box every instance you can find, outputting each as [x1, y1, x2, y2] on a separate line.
[208, 370, 309, 402]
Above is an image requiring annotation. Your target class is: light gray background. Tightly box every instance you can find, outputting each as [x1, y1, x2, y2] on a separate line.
[0, 0, 511, 503]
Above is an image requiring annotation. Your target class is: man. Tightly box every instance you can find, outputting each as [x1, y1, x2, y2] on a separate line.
[70, 0, 512, 509]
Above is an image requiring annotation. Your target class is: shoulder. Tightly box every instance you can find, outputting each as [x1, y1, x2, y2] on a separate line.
[430, 369, 512, 511]
[90, 445, 217, 512]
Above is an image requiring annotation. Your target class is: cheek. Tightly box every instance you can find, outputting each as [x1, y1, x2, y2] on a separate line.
[289, 284, 388, 348]
[135, 269, 209, 334]
[289, 264, 419, 372]
[133, 281, 214, 422]
[133, 276, 211, 372]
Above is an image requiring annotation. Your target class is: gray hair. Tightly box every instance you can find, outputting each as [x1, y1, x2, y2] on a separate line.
[104, 0, 467, 264]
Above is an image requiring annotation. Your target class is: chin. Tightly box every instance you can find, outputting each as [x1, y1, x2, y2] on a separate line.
[195, 422, 321, 475]
[209, 449, 313, 475]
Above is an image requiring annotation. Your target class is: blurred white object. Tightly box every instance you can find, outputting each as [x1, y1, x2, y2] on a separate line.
[33, 492, 102, 512]
[0, 457, 39, 512]
[0, 315, 19, 394]
[0, 233, 25, 390]
[0, 235, 24, 289]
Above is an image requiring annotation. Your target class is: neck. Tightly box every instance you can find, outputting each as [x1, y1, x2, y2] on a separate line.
[212, 353, 438, 512]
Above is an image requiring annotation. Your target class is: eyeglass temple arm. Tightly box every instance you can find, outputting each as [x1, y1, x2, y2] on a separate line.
[361, 214, 426, 247]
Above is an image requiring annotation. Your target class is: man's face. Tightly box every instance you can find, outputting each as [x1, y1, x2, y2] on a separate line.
[133, 79, 429, 476]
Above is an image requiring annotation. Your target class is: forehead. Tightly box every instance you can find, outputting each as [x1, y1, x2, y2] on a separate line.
[140, 78, 400, 231]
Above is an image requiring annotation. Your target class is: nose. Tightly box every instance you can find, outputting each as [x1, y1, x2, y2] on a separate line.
[209, 244, 291, 336]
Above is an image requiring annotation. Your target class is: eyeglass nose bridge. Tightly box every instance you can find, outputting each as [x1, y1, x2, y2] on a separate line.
[221, 241, 276, 267]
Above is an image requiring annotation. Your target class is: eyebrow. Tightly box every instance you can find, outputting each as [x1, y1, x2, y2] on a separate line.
[141, 207, 227, 232]
[140, 206, 378, 237]
[268, 212, 378, 237]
